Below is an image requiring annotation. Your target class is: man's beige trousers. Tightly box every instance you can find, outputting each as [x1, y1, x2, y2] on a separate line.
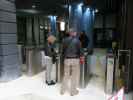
[61, 59, 80, 93]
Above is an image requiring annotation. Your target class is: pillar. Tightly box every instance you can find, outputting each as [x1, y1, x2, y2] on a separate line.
[50, 16, 57, 35]
[0, 0, 21, 81]
[69, 4, 95, 48]
[69, 4, 83, 32]
[26, 17, 33, 46]
[82, 8, 95, 48]
[34, 16, 40, 45]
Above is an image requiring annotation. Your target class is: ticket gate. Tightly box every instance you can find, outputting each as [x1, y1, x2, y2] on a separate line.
[26, 47, 42, 76]
[80, 48, 90, 88]
[105, 52, 115, 94]
[55, 53, 61, 83]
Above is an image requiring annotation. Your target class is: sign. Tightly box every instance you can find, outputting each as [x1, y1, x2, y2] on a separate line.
[80, 56, 85, 64]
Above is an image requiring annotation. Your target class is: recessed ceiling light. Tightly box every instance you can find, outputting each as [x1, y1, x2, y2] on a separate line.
[32, 5, 36, 9]
[95, 9, 99, 13]
[78, 3, 83, 7]
[40, 25, 44, 29]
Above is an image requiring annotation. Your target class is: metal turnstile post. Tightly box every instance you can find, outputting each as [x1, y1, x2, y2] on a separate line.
[56, 54, 61, 83]
[80, 49, 90, 88]
[105, 53, 115, 94]
[116, 50, 131, 93]
[26, 47, 42, 76]
[80, 56, 85, 88]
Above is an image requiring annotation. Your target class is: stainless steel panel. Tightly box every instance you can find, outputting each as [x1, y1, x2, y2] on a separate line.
[34, 17, 39, 45]
[105, 54, 114, 94]
[80, 55, 90, 88]
[26, 18, 32, 45]
[56, 54, 61, 82]
[26, 48, 42, 76]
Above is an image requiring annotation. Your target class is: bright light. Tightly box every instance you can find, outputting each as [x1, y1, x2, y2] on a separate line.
[69, 5, 71, 13]
[32, 5, 36, 9]
[60, 21, 65, 31]
[87, 8, 90, 11]
[53, 16, 57, 20]
[95, 9, 99, 13]
[48, 16, 57, 19]
[77, 3, 83, 13]
[18, 9, 40, 14]
[78, 3, 83, 7]
[45, 26, 48, 30]
[40, 25, 44, 29]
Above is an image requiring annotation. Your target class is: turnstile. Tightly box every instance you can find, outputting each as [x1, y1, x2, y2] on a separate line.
[105, 53, 115, 94]
[26, 47, 42, 76]
[80, 49, 90, 88]
[56, 54, 61, 83]
[115, 50, 131, 93]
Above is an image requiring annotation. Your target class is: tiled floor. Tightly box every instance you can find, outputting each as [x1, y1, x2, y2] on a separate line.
[0, 71, 132, 100]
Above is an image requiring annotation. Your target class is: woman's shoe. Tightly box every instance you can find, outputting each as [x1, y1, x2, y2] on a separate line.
[60, 89, 65, 95]
[46, 80, 52, 85]
[51, 80, 56, 85]
[70, 89, 79, 96]
[46, 80, 56, 85]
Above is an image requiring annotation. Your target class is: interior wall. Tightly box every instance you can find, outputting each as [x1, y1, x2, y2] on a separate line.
[126, 0, 133, 91]
[93, 13, 117, 48]
[90, 13, 117, 78]
[115, 0, 133, 92]
[94, 13, 116, 28]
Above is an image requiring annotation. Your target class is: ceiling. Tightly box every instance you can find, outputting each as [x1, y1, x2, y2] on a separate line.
[16, 0, 120, 16]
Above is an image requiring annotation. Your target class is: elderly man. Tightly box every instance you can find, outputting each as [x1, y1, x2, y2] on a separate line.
[60, 30, 80, 96]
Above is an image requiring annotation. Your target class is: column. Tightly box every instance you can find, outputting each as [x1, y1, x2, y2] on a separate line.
[69, 4, 83, 32]
[82, 8, 95, 48]
[0, 0, 21, 81]
[69, 4, 95, 48]
[34, 16, 40, 45]
[26, 17, 33, 46]
[50, 16, 57, 35]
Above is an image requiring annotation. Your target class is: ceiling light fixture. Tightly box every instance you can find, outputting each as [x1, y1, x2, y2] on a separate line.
[32, 5, 36, 9]
[60, 21, 65, 31]
[40, 25, 44, 29]
[95, 9, 99, 13]
[78, 3, 83, 7]
[87, 8, 90, 11]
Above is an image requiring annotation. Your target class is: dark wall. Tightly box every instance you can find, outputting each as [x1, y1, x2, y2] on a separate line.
[93, 13, 117, 48]
[126, 0, 133, 91]
[118, 0, 133, 92]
